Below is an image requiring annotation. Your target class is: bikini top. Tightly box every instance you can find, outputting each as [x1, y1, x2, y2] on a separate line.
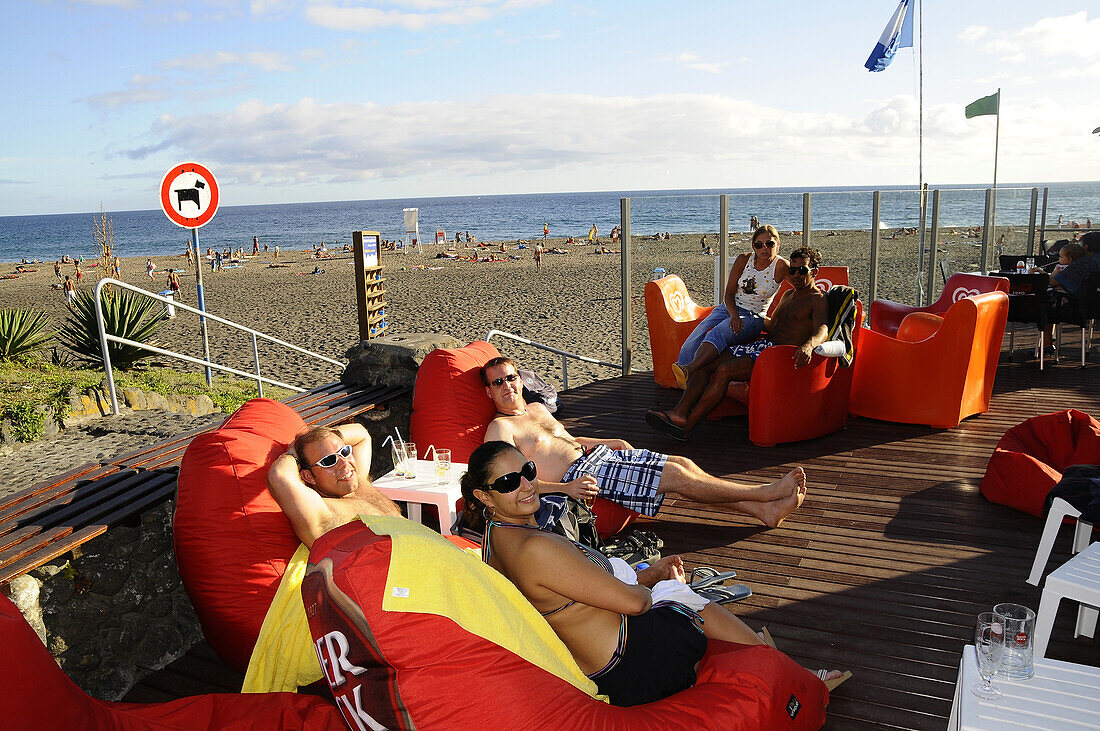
[483, 519, 614, 617]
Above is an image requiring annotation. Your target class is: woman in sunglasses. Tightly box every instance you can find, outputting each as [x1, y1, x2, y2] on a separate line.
[461, 440, 844, 706]
[670, 224, 789, 389]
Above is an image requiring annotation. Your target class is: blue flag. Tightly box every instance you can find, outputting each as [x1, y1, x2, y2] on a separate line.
[865, 0, 914, 72]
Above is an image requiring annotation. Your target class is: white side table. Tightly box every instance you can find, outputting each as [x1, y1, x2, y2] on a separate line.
[948, 644, 1100, 730]
[373, 460, 466, 536]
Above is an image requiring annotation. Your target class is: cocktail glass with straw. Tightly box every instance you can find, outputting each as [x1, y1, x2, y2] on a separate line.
[381, 435, 407, 477]
[433, 449, 452, 485]
[400, 442, 417, 479]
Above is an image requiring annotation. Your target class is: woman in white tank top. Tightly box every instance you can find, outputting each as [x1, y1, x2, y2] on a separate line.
[673, 225, 789, 386]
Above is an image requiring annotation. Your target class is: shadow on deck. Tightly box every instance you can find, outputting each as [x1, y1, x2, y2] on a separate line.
[129, 338, 1098, 730]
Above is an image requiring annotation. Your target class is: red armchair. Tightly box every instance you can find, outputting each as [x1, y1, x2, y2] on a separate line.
[644, 269, 861, 447]
[870, 273, 1009, 336]
[850, 291, 1009, 429]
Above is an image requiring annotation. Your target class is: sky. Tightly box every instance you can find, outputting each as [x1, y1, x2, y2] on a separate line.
[2, 0, 1098, 216]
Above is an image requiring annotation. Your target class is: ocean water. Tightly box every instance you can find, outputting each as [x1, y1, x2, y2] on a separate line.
[1, 182, 1095, 263]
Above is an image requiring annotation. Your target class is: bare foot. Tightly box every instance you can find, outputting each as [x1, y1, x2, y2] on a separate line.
[755, 467, 806, 503]
[756, 477, 806, 528]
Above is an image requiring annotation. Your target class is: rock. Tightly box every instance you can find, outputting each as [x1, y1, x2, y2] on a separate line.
[343, 332, 461, 389]
[0, 419, 11, 444]
[8, 575, 47, 644]
[123, 388, 147, 410]
[40, 407, 60, 437]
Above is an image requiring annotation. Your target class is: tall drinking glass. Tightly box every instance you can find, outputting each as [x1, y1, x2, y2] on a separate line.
[994, 602, 1036, 680]
[433, 448, 452, 485]
[972, 612, 1004, 699]
[401, 442, 417, 479]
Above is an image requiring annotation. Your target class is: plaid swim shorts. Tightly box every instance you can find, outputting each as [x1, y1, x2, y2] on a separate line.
[728, 338, 773, 361]
[561, 444, 667, 517]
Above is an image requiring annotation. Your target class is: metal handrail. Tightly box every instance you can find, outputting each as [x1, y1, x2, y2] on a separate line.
[484, 329, 630, 390]
[93, 278, 344, 415]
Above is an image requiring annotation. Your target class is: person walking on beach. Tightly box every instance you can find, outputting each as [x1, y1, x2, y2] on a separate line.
[253, 236, 259, 256]
[63, 276, 76, 309]
[481, 357, 806, 530]
[185, 244, 193, 269]
[534, 242, 543, 270]
[267, 424, 401, 549]
[167, 270, 182, 300]
[588, 224, 598, 245]
[146, 259, 156, 280]
[543, 222, 549, 241]
[274, 244, 280, 261]
[54, 261, 62, 282]
[75, 262, 83, 282]
[111, 255, 121, 279]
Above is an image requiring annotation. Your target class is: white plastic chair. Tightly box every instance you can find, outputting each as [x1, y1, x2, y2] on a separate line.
[1034, 541, 1100, 659]
[1027, 497, 1094, 586]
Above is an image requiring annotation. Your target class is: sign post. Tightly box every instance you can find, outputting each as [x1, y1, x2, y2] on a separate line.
[160, 162, 219, 386]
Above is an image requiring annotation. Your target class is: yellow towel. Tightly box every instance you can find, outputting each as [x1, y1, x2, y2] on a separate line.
[242, 543, 321, 693]
[243, 516, 601, 700]
[367, 515, 600, 697]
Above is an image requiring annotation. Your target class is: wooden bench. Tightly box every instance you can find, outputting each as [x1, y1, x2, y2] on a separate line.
[0, 381, 408, 588]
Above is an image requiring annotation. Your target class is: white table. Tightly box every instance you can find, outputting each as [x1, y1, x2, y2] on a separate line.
[948, 644, 1100, 730]
[373, 460, 466, 536]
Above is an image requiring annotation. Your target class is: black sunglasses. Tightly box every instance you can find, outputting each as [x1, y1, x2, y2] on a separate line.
[484, 461, 537, 493]
[788, 265, 816, 276]
[753, 240, 777, 249]
[312, 444, 352, 469]
[489, 373, 520, 387]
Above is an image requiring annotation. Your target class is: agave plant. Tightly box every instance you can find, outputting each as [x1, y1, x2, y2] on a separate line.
[0, 308, 56, 362]
[59, 289, 167, 370]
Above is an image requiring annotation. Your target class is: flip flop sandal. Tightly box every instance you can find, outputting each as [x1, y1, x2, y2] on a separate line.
[689, 566, 738, 590]
[671, 363, 688, 389]
[817, 670, 853, 692]
[645, 410, 687, 441]
[694, 584, 752, 605]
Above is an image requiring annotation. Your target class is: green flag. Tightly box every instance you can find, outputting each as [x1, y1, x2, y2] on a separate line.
[965, 92, 999, 118]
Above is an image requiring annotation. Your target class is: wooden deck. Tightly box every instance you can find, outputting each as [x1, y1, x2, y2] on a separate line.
[127, 339, 1098, 729]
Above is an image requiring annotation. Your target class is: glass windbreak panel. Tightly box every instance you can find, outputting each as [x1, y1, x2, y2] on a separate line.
[624, 193, 724, 375]
[803, 190, 876, 304]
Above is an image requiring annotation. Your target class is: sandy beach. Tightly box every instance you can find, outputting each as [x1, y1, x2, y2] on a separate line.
[0, 225, 1031, 494]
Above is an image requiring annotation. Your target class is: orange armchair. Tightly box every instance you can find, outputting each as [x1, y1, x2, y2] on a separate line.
[870, 273, 1009, 336]
[850, 291, 1009, 429]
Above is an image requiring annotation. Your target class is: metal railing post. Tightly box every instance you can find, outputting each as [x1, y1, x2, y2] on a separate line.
[251, 333, 263, 398]
[93, 280, 120, 415]
[719, 194, 730, 304]
[981, 189, 993, 274]
[802, 193, 811, 248]
[620, 198, 632, 377]
[1039, 187, 1049, 251]
[869, 191, 881, 304]
[927, 189, 941, 305]
[561, 354, 569, 391]
[1027, 187, 1039, 257]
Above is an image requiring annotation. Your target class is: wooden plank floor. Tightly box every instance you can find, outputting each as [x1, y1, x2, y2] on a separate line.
[127, 334, 1099, 729]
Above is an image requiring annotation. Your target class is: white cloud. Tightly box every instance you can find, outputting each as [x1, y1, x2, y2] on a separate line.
[664, 51, 728, 75]
[80, 74, 168, 109]
[161, 50, 295, 73]
[117, 92, 1099, 190]
[958, 25, 988, 43]
[304, 0, 531, 31]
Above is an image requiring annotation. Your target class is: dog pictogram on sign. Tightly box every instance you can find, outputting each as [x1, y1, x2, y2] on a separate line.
[160, 162, 219, 229]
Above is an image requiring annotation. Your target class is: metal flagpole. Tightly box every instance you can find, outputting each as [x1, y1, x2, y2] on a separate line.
[991, 88, 1001, 250]
[916, 0, 926, 304]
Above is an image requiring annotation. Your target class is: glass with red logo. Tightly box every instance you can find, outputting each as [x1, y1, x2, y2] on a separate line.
[993, 602, 1035, 680]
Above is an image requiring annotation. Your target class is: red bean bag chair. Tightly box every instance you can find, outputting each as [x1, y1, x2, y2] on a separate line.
[980, 409, 1100, 516]
[175, 398, 307, 673]
[304, 519, 829, 730]
[0, 593, 345, 730]
[409, 341, 638, 538]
